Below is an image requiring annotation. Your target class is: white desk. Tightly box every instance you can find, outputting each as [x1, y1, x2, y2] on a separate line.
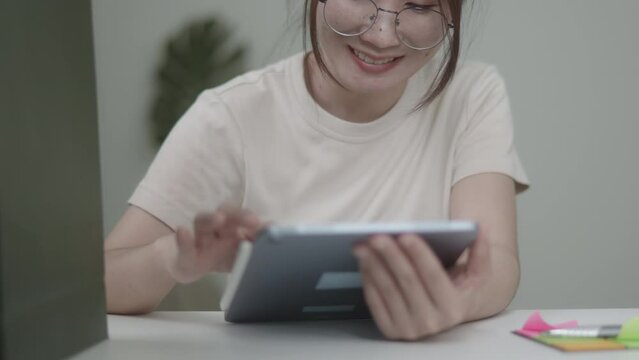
[72, 309, 638, 359]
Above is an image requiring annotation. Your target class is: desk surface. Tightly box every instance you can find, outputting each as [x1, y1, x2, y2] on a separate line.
[72, 309, 638, 359]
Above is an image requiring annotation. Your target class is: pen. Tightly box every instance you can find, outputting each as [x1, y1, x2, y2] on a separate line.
[543, 325, 622, 338]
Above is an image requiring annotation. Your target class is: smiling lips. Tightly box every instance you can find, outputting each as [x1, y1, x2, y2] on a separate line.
[349, 46, 403, 74]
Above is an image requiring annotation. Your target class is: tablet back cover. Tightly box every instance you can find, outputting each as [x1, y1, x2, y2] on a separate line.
[224, 223, 476, 323]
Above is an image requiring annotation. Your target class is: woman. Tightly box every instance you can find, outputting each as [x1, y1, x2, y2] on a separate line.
[105, 0, 529, 341]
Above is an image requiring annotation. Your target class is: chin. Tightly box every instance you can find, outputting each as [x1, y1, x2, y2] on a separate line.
[348, 82, 395, 95]
[340, 73, 405, 95]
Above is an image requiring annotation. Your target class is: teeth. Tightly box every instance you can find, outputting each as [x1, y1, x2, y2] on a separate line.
[353, 49, 395, 65]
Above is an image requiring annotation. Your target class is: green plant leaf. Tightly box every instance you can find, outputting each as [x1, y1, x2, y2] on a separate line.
[151, 17, 246, 145]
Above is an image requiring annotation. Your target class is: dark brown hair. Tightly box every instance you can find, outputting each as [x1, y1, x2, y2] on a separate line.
[303, 0, 465, 109]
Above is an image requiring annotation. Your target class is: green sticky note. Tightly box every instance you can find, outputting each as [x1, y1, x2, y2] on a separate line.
[616, 316, 639, 348]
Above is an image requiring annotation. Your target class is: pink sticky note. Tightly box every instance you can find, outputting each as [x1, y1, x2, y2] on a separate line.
[515, 311, 579, 338]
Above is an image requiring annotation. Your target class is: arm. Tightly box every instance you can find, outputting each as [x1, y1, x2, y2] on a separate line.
[103, 92, 255, 314]
[104, 206, 177, 314]
[353, 172, 519, 340]
[105, 204, 263, 315]
[449, 172, 519, 320]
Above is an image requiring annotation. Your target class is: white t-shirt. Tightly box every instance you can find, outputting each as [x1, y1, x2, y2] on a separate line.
[130, 52, 528, 230]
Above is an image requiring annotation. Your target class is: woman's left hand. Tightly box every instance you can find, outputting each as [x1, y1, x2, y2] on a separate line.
[353, 231, 492, 341]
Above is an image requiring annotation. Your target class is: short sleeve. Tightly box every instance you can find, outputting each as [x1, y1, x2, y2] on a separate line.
[129, 91, 245, 230]
[452, 66, 529, 193]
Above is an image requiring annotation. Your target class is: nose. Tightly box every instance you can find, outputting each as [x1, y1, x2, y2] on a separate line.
[359, 9, 401, 49]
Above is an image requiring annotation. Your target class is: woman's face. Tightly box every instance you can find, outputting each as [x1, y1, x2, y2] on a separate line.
[315, 0, 447, 95]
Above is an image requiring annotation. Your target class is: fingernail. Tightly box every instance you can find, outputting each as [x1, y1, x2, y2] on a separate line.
[237, 228, 249, 240]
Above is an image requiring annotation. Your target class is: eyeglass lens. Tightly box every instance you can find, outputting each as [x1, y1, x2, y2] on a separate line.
[323, 0, 448, 50]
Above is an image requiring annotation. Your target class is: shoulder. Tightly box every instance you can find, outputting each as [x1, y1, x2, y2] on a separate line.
[454, 61, 500, 80]
[205, 52, 304, 109]
[431, 61, 510, 122]
[415, 61, 510, 137]
[444, 61, 506, 100]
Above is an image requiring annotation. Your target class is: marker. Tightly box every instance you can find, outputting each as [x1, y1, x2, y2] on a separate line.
[543, 325, 622, 338]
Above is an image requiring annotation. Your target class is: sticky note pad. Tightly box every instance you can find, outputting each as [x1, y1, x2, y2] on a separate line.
[617, 317, 639, 348]
[513, 312, 639, 352]
[539, 336, 626, 351]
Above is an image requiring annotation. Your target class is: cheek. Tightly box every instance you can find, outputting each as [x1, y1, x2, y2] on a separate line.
[317, 31, 354, 74]
[401, 53, 432, 73]
[317, 23, 342, 57]
[409, 50, 438, 70]
[316, 8, 346, 52]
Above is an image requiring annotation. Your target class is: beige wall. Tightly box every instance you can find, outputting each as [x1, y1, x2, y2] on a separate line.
[93, 0, 639, 309]
[92, 0, 298, 236]
[466, 0, 639, 309]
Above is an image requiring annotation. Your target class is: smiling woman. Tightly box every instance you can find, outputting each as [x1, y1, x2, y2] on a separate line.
[104, 0, 529, 341]
[307, 0, 463, 107]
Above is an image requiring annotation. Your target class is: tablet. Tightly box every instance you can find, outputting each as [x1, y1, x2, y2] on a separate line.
[220, 221, 477, 323]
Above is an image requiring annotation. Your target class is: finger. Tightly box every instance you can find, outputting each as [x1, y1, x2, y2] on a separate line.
[172, 227, 201, 282]
[210, 211, 226, 239]
[193, 213, 217, 249]
[193, 213, 213, 249]
[236, 209, 264, 239]
[216, 201, 238, 213]
[238, 208, 262, 229]
[360, 269, 395, 339]
[211, 210, 226, 227]
[214, 204, 262, 240]
[213, 202, 239, 236]
[217, 202, 254, 227]
[355, 241, 416, 339]
[212, 207, 242, 240]
[235, 227, 251, 241]
[176, 226, 196, 255]
[194, 212, 216, 233]
[398, 234, 458, 313]
[212, 210, 248, 248]
[368, 235, 435, 324]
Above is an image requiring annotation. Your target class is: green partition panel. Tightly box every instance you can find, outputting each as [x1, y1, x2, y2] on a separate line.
[0, 0, 108, 359]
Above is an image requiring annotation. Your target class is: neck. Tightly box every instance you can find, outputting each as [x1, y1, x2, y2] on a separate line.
[305, 54, 407, 124]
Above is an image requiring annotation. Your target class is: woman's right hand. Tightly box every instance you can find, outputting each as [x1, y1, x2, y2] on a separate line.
[163, 203, 264, 284]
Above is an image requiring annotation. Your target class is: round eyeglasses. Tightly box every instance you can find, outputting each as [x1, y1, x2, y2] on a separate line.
[319, 0, 454, 51]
